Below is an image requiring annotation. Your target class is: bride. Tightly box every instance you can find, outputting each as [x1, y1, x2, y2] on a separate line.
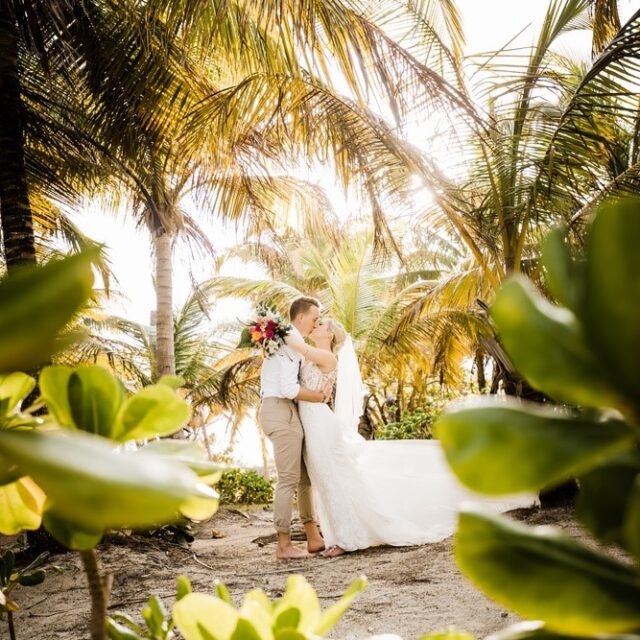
[285, 318, 533, 557]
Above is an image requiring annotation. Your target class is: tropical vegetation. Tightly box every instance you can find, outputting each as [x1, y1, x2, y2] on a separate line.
[1, 0, 639, 638]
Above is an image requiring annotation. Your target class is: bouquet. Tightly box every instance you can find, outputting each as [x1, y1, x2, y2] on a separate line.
[238, 303, 292, 357]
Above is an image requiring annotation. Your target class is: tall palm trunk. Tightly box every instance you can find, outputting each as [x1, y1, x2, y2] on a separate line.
[153, 226, 176, 378]
[0, 8, 36, 269]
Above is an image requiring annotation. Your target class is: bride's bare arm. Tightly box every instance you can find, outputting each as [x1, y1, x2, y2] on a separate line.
[285, 335, 337, 371]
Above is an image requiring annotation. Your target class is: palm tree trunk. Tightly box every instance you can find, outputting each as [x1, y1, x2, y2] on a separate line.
[0, 8, 37, 269]
[475, 347, 486, 392]
[153, 227, 176, 379]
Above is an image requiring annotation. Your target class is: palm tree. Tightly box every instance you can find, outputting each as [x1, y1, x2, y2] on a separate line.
[201, 218, 479, 425]
[0, 1, 197, 271]
[388, 0, 639, 396]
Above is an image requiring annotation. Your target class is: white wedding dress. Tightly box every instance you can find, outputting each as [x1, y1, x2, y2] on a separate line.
[298, 360, 534, 552]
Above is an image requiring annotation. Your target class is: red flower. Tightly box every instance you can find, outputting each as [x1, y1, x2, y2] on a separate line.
[265, 328, 275, 339]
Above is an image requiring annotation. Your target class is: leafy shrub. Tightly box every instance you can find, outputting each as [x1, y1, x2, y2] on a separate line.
[377, 400, 448, 440]
[0, 252, 223, 640]
[436, 199, 640, 638]
[217, 469, 274, 505]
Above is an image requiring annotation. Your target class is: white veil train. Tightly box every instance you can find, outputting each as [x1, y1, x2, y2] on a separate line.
[333, 335, 365, 433]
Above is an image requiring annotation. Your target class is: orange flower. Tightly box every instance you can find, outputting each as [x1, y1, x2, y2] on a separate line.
[251, 330, 262, 342]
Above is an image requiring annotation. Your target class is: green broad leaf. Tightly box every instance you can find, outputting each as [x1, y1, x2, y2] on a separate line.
[274, 576, 321, 634]
[455, 509, 640, 634]
[622, 478, 640, 562]
[437, 398, 634, 494]
[177, 575, 193, 601]
[583, 198, 640, 412]
[241, 589, 272, 613]
[173, 593, 239, 640]
[577, 456, 640, 547]
[178, 492, 219, 521]
[39, 366, 74, 427]
[108, 613, 145, 634]
[0, 251, 96, 373]
[230, 618, 264, 640]
[237, 600, 273, 640]
[0, 461, 24, 487]
[141, 441, 224, 484]
[0, 477, 44, 534]
[542, 228, 581, 312]
[157, 375, 185, 390]
[313, 576, 367, 636]
[486, 620, 640, 639]
[215, 580, 233, 605]
[143, 596, 169, 634]
[491, 276, 622, 409]
[420, 631, 475, 640]
[17, 569, 45, 586]
[106, 618, 146, 640]
[274, 607, 301, 630]
[0, 373, 35, 417]
[42, 510, 103, 550]
[273, 631, 307, 640]
[68, 366, 126, 436]
[113, 385, 191, 442]
[0, 429, 217, 530]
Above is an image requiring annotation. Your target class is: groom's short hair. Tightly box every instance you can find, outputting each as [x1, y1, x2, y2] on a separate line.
[289, 296, 320, 320]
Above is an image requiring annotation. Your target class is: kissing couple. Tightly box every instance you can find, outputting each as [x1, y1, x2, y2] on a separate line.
[258, 296, 532, 559]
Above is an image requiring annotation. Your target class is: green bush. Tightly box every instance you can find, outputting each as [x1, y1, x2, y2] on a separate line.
[217, 469, 274, 505]
[376, 403, 446, 439]
[0, 252, 223, 640]
[436, 198, 640, 638]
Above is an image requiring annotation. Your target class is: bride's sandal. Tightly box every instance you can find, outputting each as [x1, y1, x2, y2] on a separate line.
[320, 545, 346, 558]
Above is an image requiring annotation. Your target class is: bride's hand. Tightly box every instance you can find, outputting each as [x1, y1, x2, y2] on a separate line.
[321, 378, 334, 402]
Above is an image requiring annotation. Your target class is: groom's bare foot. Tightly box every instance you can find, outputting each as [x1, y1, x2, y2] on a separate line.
[321, 545, 346, 558]
[276, 544, 310, 560]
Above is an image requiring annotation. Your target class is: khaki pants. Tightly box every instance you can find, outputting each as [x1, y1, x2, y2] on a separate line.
[258, 397, 316, 534]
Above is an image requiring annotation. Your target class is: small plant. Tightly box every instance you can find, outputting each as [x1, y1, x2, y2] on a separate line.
[376, 403, 446, 440]
[106, 576, 192, 640]
[174, 574, 366, 640]
[108, 574, 366, 640]
[0, 550, 49, 640]
[436, 198, 640, 637]
[217, 469, 274, 505]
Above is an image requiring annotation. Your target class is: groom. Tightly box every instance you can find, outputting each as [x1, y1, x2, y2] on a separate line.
[258, 296, 328, 559]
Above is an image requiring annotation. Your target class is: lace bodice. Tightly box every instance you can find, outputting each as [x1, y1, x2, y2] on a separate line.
[300, 362, 337, 393]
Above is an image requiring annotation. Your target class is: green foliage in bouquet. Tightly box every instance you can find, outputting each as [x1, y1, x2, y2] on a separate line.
[436, 198, 640, 638]
[217, 469, 274, 505]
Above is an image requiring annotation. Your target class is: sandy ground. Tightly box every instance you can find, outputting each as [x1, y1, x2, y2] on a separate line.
[4, 505, 581, 640]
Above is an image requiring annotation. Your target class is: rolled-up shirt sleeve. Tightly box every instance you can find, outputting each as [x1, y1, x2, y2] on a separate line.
[279, 352, 301, 399]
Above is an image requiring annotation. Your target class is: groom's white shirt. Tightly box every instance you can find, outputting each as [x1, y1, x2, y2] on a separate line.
[260, 326, 303, 400]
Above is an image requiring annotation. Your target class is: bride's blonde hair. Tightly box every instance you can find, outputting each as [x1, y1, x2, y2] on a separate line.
[325, 318, 347, 354]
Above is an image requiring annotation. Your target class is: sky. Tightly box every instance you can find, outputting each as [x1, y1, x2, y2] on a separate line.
[72, 1, 637, 465]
